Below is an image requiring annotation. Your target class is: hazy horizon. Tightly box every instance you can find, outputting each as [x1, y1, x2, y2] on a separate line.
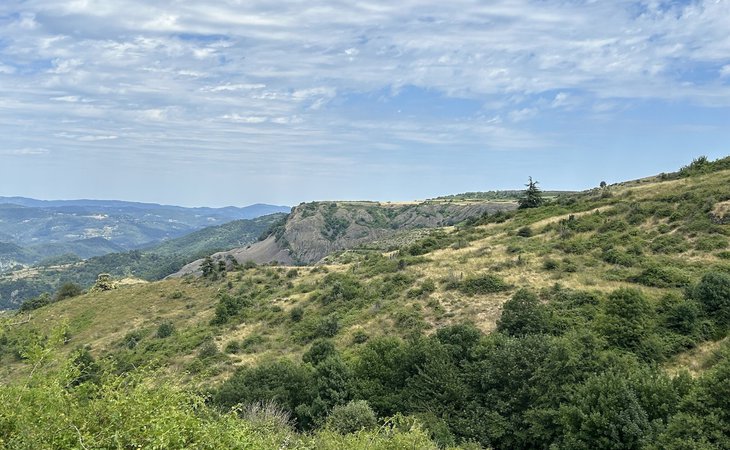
[1, 1, 729, 207]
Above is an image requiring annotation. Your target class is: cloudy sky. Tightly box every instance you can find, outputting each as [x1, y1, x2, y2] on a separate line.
[0, 0, 729, 207]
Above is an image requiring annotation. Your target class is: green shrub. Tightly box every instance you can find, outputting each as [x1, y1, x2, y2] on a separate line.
[693, 271, 730, 327]
[55, 282, 83, 301]
[651, 234, 689, 254]
[290, 306, 304, 322]
[631, 265, 691, 288]
[198, 340, 219, 359]
[352, 330, 369, 344]
[325, 400, 378, 434]
[224, 340, 240, 354]
[303, 340, 337, 365]
[448, 274, 510, 295]
[497, 289, 550, 336]
[19, 293, 53, 312]
[156, 321, 175, 338]
[517, 226, 533, 238]
[601, 248, 637, 267]
[317, 316, 340, 338]
[597, 288, 653, 353]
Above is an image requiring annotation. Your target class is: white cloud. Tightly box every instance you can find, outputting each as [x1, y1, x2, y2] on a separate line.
[2, 148, 49, 155]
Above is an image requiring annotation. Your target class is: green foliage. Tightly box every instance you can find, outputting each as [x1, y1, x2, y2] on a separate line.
[497, 289, 550, 336]
[693, 271, 730, 328]
[518, 176, 545, 209]
[560, 371, 658, 449]
[156, 321, 175, 338]
[211, 292, 253, 325]
[597, 288, 654, 354]
[303, 340, 337, 365]
[290, 306, 304, 322]
[446, 274, 510, 295]
[321, 204, 350, 241]
[54, 282, 83, 301]
[517, 226, 533, 237]
[631, 265, 691, 288]
[326, 400, 378, 434]
[18, 293, 53, 312]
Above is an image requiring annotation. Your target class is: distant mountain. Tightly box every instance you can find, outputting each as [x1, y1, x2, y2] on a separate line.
[0, 213, 286, 309]
[0, 197, 290, 270]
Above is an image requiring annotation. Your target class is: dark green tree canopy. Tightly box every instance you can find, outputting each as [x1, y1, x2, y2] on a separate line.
[518, 176, 545, 209]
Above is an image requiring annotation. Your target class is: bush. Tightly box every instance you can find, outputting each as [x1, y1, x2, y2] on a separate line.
[325, 400, 378, 434]
[198, 340, 219, 359]
[224, 340, 240, 354]
[631, 265, 691, 288]
[352, 330, 369, 344]
[449, 274, 509, 295]
[517, 226, 533, 238]
[317, 316, 340, 338]
[597, 288, 654, 353]
[19, 293, 53, 312]
[156, 321, 175, 338]
[303, 340, 337, 365]
[55, 282, 83, 301]
[497, 289, 550, 336]
[693, 271, 730, 327]
[290, 306, 304, 322]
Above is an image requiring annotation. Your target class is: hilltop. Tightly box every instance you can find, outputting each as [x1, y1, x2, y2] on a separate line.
[2, 156, 730, 449]
[173, 199, 516, 275]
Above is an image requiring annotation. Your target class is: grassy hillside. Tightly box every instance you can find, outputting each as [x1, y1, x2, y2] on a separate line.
[2, 156, 730, 448]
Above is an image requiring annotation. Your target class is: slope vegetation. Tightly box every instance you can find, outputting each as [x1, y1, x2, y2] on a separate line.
[2, 156, 730, 448]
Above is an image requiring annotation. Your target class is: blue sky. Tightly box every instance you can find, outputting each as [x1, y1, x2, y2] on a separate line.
[0, 0, 728, 207]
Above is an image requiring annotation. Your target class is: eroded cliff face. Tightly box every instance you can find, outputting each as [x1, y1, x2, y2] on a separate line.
[171, 200, 516, 276]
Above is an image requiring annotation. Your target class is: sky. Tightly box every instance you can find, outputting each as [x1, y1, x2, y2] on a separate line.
[0, 0, 729, 207]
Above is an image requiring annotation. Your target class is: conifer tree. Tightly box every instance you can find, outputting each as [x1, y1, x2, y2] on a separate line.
[518, 176, 544, 209]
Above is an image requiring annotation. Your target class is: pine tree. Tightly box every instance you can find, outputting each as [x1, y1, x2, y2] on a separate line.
[518, 176, 544, 209]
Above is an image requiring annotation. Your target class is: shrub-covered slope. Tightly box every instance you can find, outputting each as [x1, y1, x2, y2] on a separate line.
[2, 156, 730, 449]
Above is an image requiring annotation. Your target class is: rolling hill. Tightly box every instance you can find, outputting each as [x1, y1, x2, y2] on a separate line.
[0, 197, 290, 271]
[0, 213, 286, 310]
[1, 156, 730, 449]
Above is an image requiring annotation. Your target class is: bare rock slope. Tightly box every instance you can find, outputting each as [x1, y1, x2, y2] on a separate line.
[171, 200, 515, 276]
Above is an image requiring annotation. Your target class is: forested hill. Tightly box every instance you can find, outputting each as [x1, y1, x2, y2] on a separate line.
[0, 197, 289, 271]
[0, 213, 285, 310]
[1, 156, 730, 448]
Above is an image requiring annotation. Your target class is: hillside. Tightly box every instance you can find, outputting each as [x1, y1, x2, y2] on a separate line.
[0, 198, 290, 271]
[2, 157, 730, 448]
[0, 213, 286, 310]
[173, 199, 517, 275]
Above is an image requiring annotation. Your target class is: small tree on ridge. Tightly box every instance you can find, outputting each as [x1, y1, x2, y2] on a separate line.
[518, 176, 544, 209]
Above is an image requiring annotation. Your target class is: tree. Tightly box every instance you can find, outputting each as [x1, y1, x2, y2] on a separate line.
[518, 177, 545, 209]
[693, 271, 730, 328]
[55, 282, 83, 301]
[497, 289, 550, 336]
